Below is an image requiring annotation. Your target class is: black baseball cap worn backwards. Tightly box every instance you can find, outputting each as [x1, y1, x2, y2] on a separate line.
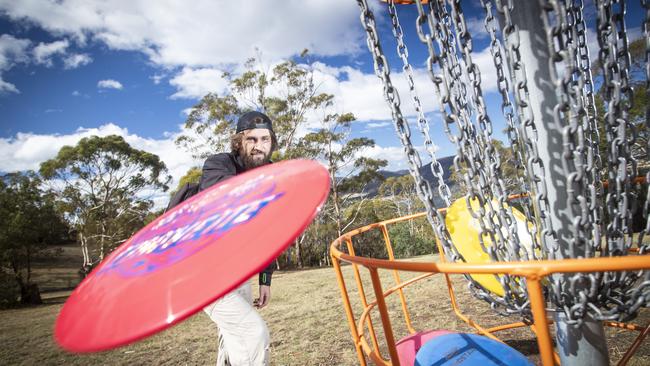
[236, 111, 273, 133]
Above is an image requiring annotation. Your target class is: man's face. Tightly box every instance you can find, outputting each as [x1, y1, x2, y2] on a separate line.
[240, 128, 273, 169]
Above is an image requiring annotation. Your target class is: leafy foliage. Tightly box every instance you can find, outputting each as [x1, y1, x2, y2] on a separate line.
[170, 167, 202, 197]
[39, 135, 170, 270]
[294, 112, 387, 237]
[389, 224, 435, 258]
[176, 52, 334, 160]
[448, 139, 522, 199]
[0, 171, 68, 306]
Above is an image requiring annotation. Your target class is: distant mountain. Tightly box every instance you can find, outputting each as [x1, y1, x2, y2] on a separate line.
[415, 155, 455, 187]
[363, 155, 457, 200]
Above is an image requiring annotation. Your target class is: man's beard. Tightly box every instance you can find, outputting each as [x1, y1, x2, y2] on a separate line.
[241, 150, 271, 169]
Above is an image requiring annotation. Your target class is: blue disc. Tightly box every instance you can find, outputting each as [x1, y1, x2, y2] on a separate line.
[415, 333, 533, 366]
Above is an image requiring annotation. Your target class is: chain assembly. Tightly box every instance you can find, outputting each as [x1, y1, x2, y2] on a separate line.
[356, 0, 460, 267]
[356, 0, 649, 323]
[387, 0, 453, 207]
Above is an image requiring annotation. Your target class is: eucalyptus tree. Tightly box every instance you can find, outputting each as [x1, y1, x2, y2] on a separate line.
[296, 112, 387, 239]
[40, 135, 171, 272]
[175, 52, 331, 160]
[449, 139, 521, 200]
[378, 174, 421, 233]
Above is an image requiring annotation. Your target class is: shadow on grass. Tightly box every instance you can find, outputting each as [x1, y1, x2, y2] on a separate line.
[503, 339, 541, 356]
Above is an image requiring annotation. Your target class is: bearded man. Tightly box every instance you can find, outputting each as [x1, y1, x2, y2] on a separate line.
[200, 111, 277, 366]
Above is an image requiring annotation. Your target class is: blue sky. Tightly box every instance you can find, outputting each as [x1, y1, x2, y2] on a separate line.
[0, 0, 646, 205]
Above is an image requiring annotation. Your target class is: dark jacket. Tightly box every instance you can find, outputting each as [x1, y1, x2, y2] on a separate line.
[199, 152, 275, 286]
[165, 182, 200, 213]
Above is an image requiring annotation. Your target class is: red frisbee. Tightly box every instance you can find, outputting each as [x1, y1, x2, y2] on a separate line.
[54, 159, 329, 353]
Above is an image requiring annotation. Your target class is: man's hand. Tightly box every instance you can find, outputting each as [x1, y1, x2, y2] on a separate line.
[255, 285, 271, 309]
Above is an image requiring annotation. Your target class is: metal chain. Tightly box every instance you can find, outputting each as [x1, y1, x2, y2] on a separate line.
[355, 0, 460, 268]
[640, 0, 650, 256]
[448, 0, 533, 315]
[430, 0, 497, 252]
[597, 0, 636, 256]
[594, 0, 644, 322]
[481, 0, 545, 265]
[491, 0, 565, 318]
[413, 0, 506, 313]
[387, 0, 453, 207]
[495, 0, 559, 264]
[538, 0, 596, 323]
[573, 0, 606, 261]
[412, 0, 528, 315]
[631, 0, 650, 322]
[435, 1, 504, 265]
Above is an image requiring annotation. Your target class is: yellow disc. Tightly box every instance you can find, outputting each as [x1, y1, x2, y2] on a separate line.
[445, 197, 534, 297]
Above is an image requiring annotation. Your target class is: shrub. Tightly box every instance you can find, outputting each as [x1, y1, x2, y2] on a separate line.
[0, 271, 20, 309]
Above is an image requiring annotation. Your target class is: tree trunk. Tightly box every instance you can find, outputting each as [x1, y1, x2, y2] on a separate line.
[407, 201, 414, 235]
[294, 237, 303, 269]
[332, 187, 343, 239]
[26, 246, 32, 284]
[19, 282, 42, 305]
[100, 222, 107, 261]
[80, 232, 91, 267]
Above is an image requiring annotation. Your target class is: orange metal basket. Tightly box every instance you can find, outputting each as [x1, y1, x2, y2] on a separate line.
[330, 211, 650, 366]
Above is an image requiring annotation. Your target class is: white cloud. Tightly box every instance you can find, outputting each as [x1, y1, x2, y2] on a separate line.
[0, 79, 19, 94]
[309, 63, 433, 122]
[465, 16, 490, 41]
[151, 73, 165, 85]
[0, 124, 126, 172]
[469, 45, 500, 93]
[71, 90, 90, 98]
[0, 34, 31, 93]
[305, 137, 412, 175]
[0, 35, 31, 67]
[169, 67, 229, 99]
[303, 38, 499, 123]
[64, 53, 92, 69]
[2, 36, 91, 91]
[24, 39, 93, 70]
[351, 138, 442, 172]
[366, 122, 392, 129]
[310, 64, 388, 121]
[358, 144, 410, 171]
[0, 122, 201, 209]
[97, 79, 123, 90]
[0, 1, 368, 100]
[33, 39, 69, 66]
[0, 0, 363, 68]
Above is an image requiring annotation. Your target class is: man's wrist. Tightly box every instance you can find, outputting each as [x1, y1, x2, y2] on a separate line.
[259, 272, 272, 286]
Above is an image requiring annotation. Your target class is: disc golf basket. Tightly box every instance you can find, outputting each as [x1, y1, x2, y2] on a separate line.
[330, 0, 650, 365]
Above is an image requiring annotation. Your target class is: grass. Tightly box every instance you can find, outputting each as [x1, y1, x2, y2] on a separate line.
[1, 244, 649, 365]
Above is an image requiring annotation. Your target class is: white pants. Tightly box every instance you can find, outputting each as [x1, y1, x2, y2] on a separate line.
[203, 280, 270, 366]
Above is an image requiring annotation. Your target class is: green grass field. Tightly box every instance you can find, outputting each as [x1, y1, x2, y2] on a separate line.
[1, 244, 649, 365]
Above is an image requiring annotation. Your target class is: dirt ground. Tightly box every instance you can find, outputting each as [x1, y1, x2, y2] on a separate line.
[1, 251, 649, 365]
